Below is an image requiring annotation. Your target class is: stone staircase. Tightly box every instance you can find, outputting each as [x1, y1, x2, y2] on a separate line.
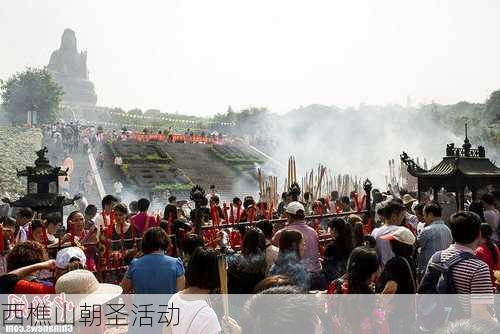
[65, 148, 101, 211]
[66, 141, 127, 210]
[64, 141, 259, 209]
[94, 141, 123, 197]
[163, 143, 258, 201]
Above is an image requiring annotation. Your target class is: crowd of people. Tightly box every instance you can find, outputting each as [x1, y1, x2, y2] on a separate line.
[0, 120, 499, 333]
[0, 181, 499, 333]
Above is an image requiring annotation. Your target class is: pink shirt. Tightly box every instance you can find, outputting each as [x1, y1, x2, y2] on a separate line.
[131, 212, 159, 235]
[273, 221, 322, 273]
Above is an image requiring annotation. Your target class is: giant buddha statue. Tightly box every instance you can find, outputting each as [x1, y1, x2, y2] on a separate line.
[48, 29, 97, 105]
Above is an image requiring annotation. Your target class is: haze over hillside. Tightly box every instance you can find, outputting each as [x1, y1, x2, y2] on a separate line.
[1, 1, 500, 116]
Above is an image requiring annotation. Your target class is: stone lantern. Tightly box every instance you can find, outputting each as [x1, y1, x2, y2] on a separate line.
[3, 147, 78, 218]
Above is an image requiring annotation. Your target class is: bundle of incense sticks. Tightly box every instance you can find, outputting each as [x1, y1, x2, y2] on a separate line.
[218, 255, 229, 317]
[258, 168, 264, 197]
[314, 164, 326, 199]
[283, 156, 370, 200]
[287, 156, 297, 190]
[260, 174, 278, 208]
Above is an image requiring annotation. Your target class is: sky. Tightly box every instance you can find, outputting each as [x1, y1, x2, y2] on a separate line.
[1, 0, 500, 116]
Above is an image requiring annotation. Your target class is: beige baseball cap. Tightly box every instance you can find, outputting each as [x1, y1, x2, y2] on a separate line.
[285, 201, 305, 215]
[380, 226, 416, 245]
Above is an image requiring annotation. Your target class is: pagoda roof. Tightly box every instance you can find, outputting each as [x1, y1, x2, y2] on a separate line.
[416, 156, 500, 177]
[16, 147, 68, 178]
[401, 125, 500, 180]
[17, 166, 67, 177]
[5, 193, 76, 209]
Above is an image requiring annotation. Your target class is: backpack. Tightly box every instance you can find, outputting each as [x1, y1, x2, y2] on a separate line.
[417, 251, 476, 331]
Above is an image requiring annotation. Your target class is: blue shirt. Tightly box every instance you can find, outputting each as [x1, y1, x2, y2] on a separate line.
[417, 219, 453, 274]
[126, 253, 184, 294]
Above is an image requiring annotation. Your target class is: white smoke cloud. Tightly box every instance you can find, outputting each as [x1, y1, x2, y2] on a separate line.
[251, 105, 462, 192]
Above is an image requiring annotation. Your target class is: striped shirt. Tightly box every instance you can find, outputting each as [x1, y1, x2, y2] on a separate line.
[438, 244, 494, 316]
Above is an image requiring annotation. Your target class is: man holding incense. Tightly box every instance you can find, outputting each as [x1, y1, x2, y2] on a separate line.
[272, 201, 324, 289]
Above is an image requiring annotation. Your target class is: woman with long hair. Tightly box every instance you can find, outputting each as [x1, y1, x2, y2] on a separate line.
[59, 211, 86, 247]
[327, 246, 380, 293]
[347, 214, 365, 247]
[328, 246, 386, 333]
[164, 248, 221, 334]
[346, 246, 380, 294]
[379, 227, 417, 333]
[227, 227, 267, 293]
[270, 230, 309, 290]
[110, 203, 138, 252]
[323, 218, 354, 282]
[475, 223, 500, 286]
[30, 220, 48, 245]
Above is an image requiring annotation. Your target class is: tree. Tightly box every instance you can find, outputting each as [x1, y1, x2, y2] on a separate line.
[485, 90, 500, 121]
[145, 109, 161, 117]
[111, 107, 125, 114]
[0, 67, 63, 124]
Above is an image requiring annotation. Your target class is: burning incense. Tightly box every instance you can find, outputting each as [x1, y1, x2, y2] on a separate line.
[223, 203, 229, 223]
[218, 255, 229, 317]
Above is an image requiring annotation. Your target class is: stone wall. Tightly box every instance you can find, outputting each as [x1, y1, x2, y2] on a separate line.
[0, 127, 43, 197]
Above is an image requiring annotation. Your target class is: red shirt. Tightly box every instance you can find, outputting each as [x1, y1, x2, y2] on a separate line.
[14, 280, 55, 294]
[131, 212, 159, 235]
[475, 241, 500, 285]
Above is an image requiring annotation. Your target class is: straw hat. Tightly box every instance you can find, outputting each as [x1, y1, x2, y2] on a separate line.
[402, 194, 417, 206]
[55, 270, 122, 316]
[494, 270, 500, 288]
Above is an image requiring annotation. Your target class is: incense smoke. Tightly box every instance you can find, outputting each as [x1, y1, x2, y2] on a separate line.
[242, 104, 465, 193]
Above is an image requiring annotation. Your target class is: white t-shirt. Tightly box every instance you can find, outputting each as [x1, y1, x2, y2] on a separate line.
[114, 157, 123, 166]
[16, 224, 29, 243]
[47, 233, 58, 245]
[416, 222, 426, 237]
[265, 242, 279, 273]
[166, 293, 221, 334]
[114, 182, 123, 194]
[95, 213, 108, 230]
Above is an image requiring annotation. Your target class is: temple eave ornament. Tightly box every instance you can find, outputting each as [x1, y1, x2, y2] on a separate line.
[400, 151, 427, 176]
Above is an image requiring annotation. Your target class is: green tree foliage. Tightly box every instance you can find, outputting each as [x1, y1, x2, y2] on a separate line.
[423, 93, 499, 147]
[145, 109, 161, 117]
[485, 90, 500, 122]
[210, 106, 272, 134]
[0, 67, 63, 124]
